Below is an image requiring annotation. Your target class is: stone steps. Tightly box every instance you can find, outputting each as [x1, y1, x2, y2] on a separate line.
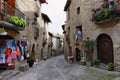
[98, 63, 107, 70]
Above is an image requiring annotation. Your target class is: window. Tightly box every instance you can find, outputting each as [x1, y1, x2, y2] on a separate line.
[34, 27, 39, 40]
[77, 7, 80, 14]
[75, 25, 82, 42]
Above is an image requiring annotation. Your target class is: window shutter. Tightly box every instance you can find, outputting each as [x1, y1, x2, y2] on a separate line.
[4, 0, 15, 16]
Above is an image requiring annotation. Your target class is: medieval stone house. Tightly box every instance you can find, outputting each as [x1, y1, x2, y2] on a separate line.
[64, 0, 120, 68]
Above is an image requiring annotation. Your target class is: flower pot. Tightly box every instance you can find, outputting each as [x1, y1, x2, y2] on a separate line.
[86, 61, 92, 67]
[28, 60, 34, 67]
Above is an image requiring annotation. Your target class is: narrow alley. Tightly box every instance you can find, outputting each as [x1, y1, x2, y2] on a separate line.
[8, 55, 120, 80]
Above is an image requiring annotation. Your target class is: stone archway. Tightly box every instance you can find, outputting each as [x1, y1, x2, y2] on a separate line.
[97, 34, 114, 64]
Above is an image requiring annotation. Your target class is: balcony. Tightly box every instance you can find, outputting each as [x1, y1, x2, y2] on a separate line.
[92, 1, 120, 26]
[0, 1, 25, 30]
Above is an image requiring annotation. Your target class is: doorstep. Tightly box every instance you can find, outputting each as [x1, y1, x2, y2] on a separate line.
[0, 70, 19, 80]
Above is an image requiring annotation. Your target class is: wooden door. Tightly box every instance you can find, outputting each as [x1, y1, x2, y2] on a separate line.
[97, 34, 113, 64]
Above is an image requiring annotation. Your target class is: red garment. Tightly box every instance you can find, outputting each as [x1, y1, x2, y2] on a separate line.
[5, 48, 12, 57]
[16, 47, 20, 56]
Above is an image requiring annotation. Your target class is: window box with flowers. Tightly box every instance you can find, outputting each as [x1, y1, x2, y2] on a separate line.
[91, 0, 120, 25]
[0, 11, 26, 30]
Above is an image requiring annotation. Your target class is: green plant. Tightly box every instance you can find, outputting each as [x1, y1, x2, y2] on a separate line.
[93, 8, 114, 22]
[8, 16, 26, 27]
[84, 38, 96, 61]
[27, 53, 34, 61]
[93, 9, 104, 22]
[93, 59, 101, 65]
[107, 62, 114, 70]
[0, 11, 5, 16]
[104, 8, 113, 19]
[27, 53, 34, 67]
[0, 29, 5, 34]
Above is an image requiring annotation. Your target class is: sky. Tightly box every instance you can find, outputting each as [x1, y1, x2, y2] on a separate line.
[41, 0, 67, 35]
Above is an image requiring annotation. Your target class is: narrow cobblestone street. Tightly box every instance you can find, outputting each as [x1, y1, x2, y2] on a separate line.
[9, 55, 120, 80]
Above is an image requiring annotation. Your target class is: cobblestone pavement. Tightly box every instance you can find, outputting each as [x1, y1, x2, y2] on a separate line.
[9, 55, 120, 80]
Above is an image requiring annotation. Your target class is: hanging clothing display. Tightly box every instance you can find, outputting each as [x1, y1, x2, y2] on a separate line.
[16, 46, 20, 56]
[5, 48, 12, 57]
[0, 39, 29, 70]
[0, 48, 6, 64]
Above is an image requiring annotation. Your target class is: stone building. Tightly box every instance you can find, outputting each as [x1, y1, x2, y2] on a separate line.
[48, 32, 54, 58]
[40, 13, 51, 60]
[55, 35, 63, 55]
[52, 34, 63, 56]
[64, 0, 120, 68]
[16, 0, 48, 61]
[0, 0, 50, 70]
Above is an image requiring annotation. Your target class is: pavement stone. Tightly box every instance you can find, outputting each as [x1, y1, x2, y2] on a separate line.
[0, 70, 19, 80]
[5, 55, 120, 80]
[113, 78, 120, 80]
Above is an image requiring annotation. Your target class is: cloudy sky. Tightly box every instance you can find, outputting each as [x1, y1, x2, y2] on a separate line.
[41, 0, 67, 35]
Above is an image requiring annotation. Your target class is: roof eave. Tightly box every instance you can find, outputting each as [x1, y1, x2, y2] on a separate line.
[64, 0, 71, 11]
[41, 13, 51, 23]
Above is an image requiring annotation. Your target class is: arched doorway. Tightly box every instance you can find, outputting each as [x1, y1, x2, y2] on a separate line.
[97, 34, 113, 64]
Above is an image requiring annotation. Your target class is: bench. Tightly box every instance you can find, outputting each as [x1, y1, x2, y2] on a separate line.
[67, 56, 74, 63]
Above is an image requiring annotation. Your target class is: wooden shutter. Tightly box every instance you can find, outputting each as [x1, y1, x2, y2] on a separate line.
[4, 0, 15, 16]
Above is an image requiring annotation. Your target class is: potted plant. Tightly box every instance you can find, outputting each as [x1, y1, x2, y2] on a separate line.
[84, 37, 96, 66]
[107, 62, 114, 71]
[8, 16, 26, 27]
[93, 59, 101, 67]
[27, 53, 34, 67]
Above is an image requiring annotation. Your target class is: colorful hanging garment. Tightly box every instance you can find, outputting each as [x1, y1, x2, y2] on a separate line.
[0, 48, 6, 64]
[5, 48, 12, 57]
[16, 46, 20, 56]
[11, 50, 17, 59]
[20, 46, 24, 55]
